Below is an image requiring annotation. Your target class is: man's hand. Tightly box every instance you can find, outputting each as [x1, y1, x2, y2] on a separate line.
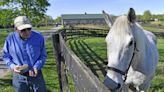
[13, 66, 21, 73]
[33, 68, 38, 76]
[29, 68, 38, 77]
[13, 64, 28, 73]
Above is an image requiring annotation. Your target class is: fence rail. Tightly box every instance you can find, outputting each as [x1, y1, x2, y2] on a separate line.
[52, 30, 110, 92]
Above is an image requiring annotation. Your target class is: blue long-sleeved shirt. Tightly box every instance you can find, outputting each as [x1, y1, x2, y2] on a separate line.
[2, 30, 47, 71]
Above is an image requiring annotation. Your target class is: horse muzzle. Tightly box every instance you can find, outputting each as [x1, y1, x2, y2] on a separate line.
[103, 75, 121, 91]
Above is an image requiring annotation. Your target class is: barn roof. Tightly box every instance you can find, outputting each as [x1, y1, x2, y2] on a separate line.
[61, 14, 104, 20]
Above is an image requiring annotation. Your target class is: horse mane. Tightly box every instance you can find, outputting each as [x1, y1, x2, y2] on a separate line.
[109, 15, 133, 38]
[132, 23, 149, 54]
[130, 21, 153, 65]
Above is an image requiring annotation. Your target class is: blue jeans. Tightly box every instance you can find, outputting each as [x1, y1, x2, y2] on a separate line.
[12, 71, 47, 92]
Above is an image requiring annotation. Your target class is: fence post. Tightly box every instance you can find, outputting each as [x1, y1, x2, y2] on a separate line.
[52, 32, 70, 92]
[52, 33, 63, 91]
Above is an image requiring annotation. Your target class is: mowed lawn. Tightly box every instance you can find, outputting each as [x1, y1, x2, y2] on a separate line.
[67, 37, 164, 92]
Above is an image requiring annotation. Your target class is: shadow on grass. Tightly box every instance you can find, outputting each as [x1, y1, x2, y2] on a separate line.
[79, 40, 107, 76]
[158, 48, 164, 62]
[68, 38, 107, 78]
[69, 38, 99, 77]
[158, 48, 164, 53]
[44, 63, 56, 66]
[0, 78, 12, 86]
[150, 82, 164, 92]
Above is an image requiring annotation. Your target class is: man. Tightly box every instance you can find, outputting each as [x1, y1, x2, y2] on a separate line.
[3, 16, 47, 92]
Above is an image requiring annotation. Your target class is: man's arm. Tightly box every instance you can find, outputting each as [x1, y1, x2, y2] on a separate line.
[33, 37, 47, 70]
[3, 40, 16, 70]
[3, 38, 29, 73]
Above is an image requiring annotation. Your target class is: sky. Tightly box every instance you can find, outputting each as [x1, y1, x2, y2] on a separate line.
[46, 0, 164, 19]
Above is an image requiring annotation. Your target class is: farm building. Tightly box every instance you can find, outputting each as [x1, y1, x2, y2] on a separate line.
[61, 13, 106, 26]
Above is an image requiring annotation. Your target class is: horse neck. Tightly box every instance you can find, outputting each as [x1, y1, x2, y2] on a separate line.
[132, 23, 149, 65]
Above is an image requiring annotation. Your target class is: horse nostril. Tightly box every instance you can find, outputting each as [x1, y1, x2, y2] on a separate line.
[117, 83, 121, 90]
[110, 83, 122, 91]
[128, 40, 133, 47]
[104, 76, 122, 91]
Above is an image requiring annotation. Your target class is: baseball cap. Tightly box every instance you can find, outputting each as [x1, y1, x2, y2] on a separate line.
[14, 16, 32, 30]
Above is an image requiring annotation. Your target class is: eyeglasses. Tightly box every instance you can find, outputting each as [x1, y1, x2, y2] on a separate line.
[20, 28, 31, 32]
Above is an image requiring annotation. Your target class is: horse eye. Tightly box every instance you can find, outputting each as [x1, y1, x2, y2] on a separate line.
[128, 40, 133, 46]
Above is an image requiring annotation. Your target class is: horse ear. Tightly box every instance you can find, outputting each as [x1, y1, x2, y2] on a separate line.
[102, 10, 114, 27]
[127, 8, 136, 23]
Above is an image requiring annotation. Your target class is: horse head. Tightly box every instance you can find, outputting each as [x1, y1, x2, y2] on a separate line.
[103, 8, 138, 91]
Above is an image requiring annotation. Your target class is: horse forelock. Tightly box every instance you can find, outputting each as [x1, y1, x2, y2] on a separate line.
[110, 16, 133, 37]
[109, 15, 148, 47]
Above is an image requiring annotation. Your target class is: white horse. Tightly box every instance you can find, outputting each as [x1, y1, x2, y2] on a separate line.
[103, 8, 159, 92]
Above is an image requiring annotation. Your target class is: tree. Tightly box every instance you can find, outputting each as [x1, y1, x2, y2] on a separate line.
[0, 0, 50, 26]
[143, 10, 152, 21]
[34, 15, 54, 27]
[0, 8, 19, 28]
[137, 15, 144, 22]
[156, 14, 164, 21]
[54, 16, 61, 24]
[44, 15, 54, 26]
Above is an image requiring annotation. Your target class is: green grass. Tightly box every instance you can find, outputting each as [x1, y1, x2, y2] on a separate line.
[149, 38, 164, 92]
[0, 31, 13, 91]
[0, 32, 8, 47]
[42, 38, 60, 91]
[144, 26, 164, 32]
[67, 37, 164, 92]
[0, 72, 13, 91]
[33, 26, 54, 31]
[151, 21, 164, 27]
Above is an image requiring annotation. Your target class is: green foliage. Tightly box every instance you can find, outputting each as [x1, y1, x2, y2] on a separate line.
[32, 15, 54, 27]
[137, 10, 164, 22]
[54, 16, 61, 23]
[137, 15, 144, 22]
[0, 0, 52, 28]
[0, 0, 50, 17]
[0, 9, 19, 27]
[143, 10, 152, 21]
[0, 31, 10, 47]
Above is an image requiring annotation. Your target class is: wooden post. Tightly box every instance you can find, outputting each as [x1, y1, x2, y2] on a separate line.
[52, 32, 70, 92]
[52, 33, 63, 92]
[59, 32, 70, 92]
